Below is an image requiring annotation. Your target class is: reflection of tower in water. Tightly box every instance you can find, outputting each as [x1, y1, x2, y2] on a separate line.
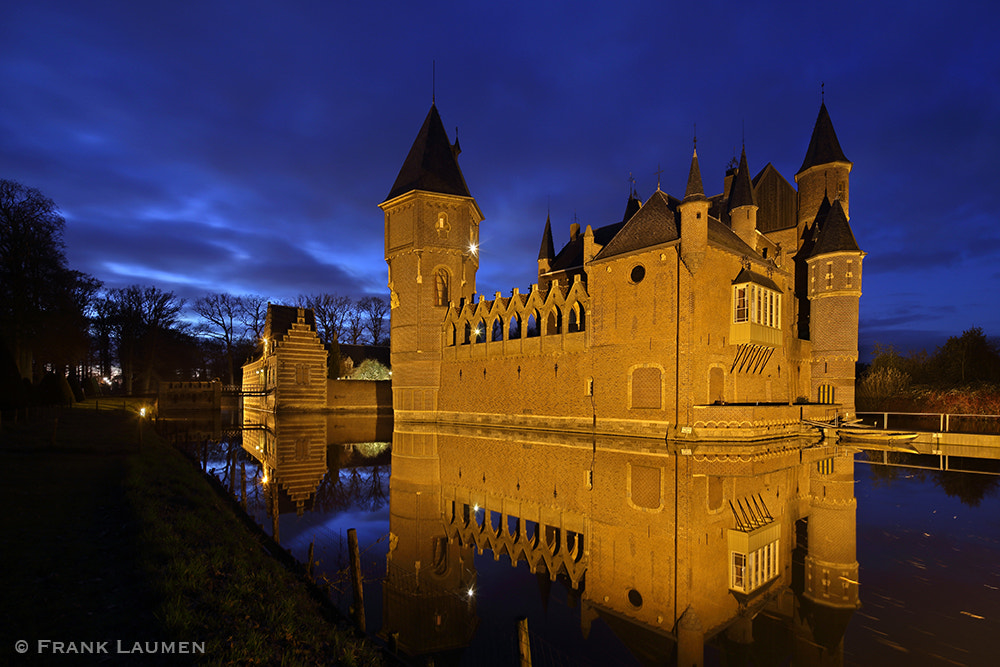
[381, 428, 478, 656]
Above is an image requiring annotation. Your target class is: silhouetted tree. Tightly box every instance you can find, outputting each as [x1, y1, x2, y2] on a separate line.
[358, 296, 388, 345]
[297, 293, 353, 344]
[194, 293, 243, 385]
[931, 327, 1000, 385]
[239, 294, 269, 343]
[345, 305, 365, 345]
[102, 285, 185, 394]
[0, 179, 98, 381]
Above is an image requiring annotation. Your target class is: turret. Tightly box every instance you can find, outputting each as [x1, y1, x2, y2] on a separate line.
[805, 198, 864, 415]
[679, 147, 709, 274]
[380, 104, 483, 418]
[727, 146, 758, 249]
[538, 214, 555, 277]
[795, 103, 852, 247]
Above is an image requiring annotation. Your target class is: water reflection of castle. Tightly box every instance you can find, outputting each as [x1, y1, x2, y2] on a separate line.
[385, 425, 859, 665]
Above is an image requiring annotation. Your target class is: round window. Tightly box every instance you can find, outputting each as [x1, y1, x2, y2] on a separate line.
[627, 588, 643, 608]
[630, 265, 646, 283]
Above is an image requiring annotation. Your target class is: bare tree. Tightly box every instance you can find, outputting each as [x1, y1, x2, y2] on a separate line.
[297, 293, 354, 344]
[103, 285, 185, 394]
[239, 294, 269, 343]
[194, 293, 243, 385]
[358, 296, 389, 346]
[345, 304, 365, 345]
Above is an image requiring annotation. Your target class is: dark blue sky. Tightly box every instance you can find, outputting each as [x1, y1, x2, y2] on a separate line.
[2, 1, 998, 358]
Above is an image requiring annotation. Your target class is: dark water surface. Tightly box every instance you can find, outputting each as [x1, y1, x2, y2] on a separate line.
[158, 413, 1000, 666]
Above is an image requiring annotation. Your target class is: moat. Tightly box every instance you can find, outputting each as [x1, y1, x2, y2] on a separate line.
[157, 411, 1000, 666]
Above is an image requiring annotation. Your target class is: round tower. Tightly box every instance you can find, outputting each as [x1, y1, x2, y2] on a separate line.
[805, 199, 864, 416]
[795, 102, 852, 248]
[380, 104, 483, 420]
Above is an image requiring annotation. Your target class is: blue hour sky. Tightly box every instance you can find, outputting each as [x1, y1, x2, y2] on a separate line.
[2, 0, 998, 358]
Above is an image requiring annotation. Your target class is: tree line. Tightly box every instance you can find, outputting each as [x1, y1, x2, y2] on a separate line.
[857, 327, 1000, 414]
[1, 179, 388, 407]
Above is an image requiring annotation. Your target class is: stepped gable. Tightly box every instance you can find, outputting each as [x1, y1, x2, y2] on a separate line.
[594, 190, 679, 260]
[809, 199, 859, 256]
[265, 304, 316, 341]
[386, 104, 471, 201]
[797, 102, 850, 174]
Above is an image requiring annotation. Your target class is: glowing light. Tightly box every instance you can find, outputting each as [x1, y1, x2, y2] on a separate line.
[473, 504, 479, 512]
[261, 473, 269, 485]
[467, 587, 475, 598]
[139, 407, 147, 418]
[468, 242, 478, 255]
[473, 328, 482, 338]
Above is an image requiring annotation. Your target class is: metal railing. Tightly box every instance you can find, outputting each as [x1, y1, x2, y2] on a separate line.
[856, 411, 1000, 435]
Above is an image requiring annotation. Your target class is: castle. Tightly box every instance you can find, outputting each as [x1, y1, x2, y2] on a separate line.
[381, 102, 864, 439]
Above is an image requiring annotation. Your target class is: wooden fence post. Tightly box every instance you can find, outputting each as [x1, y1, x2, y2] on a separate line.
[348, 528, 366, 633]
[517, 616, 532, 667]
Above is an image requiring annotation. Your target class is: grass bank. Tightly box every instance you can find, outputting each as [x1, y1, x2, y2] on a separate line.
[1, 404, 383, 665]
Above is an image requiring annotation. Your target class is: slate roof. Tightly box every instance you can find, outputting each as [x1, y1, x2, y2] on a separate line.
[797, 102, 850, 174]
[385, 104, 471, 201]
[684, 149, 707, 201]
[727, 147, 755, 211]
[809, 198, 860, 256]
[594, 190, 679, 260]
[732, 267, 781, 292]
[538, 215, 555, 261]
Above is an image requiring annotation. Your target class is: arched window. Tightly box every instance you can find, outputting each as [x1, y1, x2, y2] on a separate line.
[546, 308, 562, 335]
[463, 322, 471, 345]
[474, 319, 486, 343]
[508, 314, 521, 339]
[491, 318, 503, 342]
[526, 311, 540, 338]
[435, 268, 450, 307]
[568, 303, 586, 333]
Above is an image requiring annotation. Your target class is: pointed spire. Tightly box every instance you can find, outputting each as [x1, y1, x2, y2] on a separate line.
[385, 104, 471, 201]
[538, 214, 555, 261]
[727, 145, 755, 211]
[684, 145, 706, 202]
[810, 198, 860, 257]
[798, 102, 850, 174]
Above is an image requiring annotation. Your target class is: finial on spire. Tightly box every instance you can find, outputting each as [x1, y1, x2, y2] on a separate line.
[693, 123, 698, 153]
[628, 171, 636, 196]
[654, 164, 663, 191]
[432, 60, 436, 104]
[821, 81, 825, 103]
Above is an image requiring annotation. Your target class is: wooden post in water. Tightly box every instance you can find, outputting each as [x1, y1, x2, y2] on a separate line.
[240, 460, 247, 510]
[348, 528, 366, 633]
[306, 539, 315, 582]
[517, 616, 532, 667]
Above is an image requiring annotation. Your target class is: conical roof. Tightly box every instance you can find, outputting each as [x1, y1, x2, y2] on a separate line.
[797, 102, 850, 174]
[538, 215, 555, 261]
[684, 149, 706, 201]
[385, 104, 471, 201]
[809, 198, 860, 257]
[727, 146, 755, 211]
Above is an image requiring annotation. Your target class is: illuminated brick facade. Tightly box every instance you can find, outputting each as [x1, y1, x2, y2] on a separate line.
[383, 103, 864, 438]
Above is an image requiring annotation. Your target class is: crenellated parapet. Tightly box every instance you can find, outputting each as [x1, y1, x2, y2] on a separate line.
[441, 274, 589, 355]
